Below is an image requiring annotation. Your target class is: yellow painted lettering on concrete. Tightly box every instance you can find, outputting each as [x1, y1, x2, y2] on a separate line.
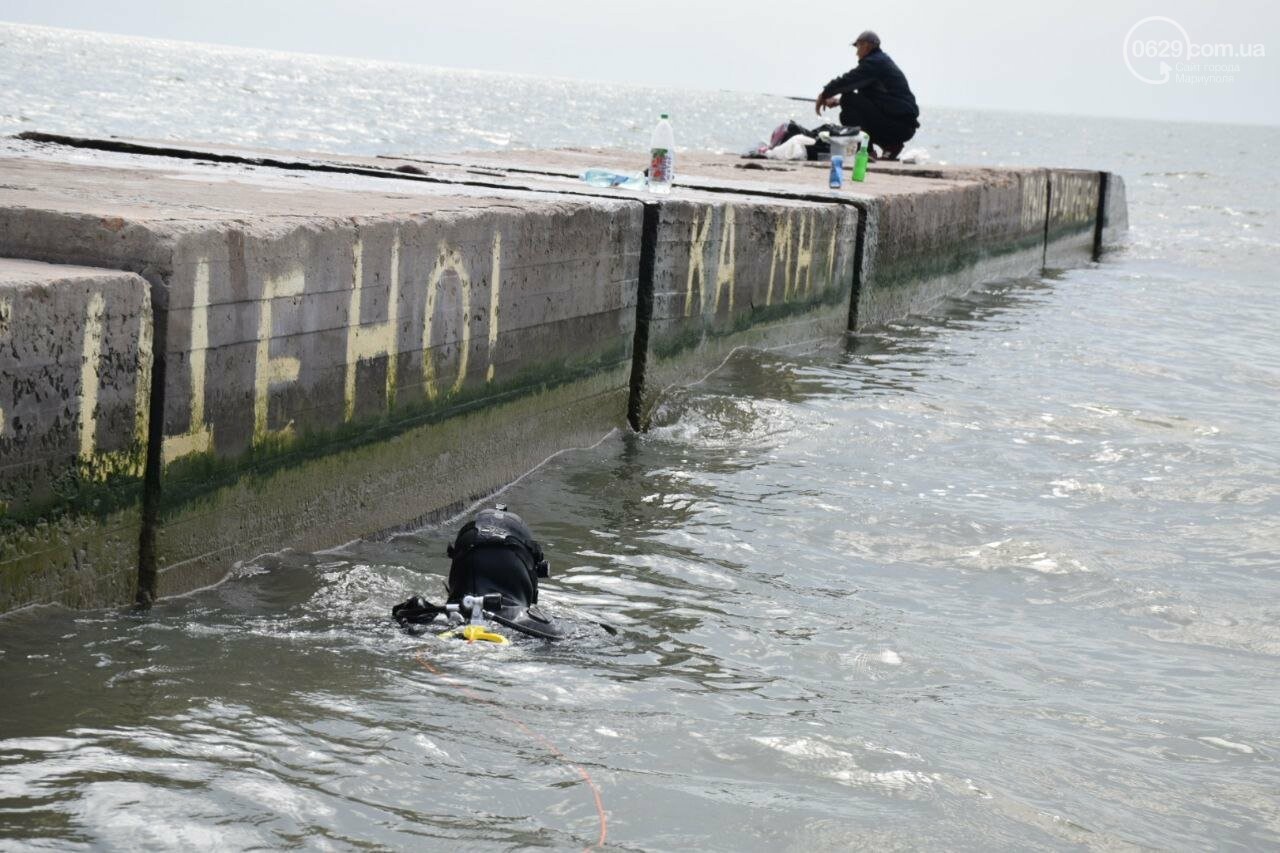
[766, 213, 793, 306]
[789, 212, 815, 300]
[1052, 174, 1096, 226]
[77, 291, 105, 461]
[162, 259, 214, 465]
[104, 308, 152, 477]
[422, 240, 472, 401]
[344, 234, 400, 421]
[131, 309, 153, 451]
[767, 212, 822, 306]
[76, 292, 151, 480]
[683, 208, 714, 317]
[713, 206, 736, 315]
[684, 207, 737, 318]
[486, 231, 501, 383]
[254, 265, 304, 445]
[825, 219, 838, 290]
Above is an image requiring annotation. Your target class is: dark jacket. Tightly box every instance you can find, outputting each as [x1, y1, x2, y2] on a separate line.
[821, 48, 919, 120]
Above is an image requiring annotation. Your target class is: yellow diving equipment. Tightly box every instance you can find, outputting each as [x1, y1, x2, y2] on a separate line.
[437, 624, 510, 645]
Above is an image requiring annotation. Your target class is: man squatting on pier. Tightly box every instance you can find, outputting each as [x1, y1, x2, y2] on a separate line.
[816, 30, 920, 161]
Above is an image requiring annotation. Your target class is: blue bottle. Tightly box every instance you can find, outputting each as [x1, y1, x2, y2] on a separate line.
[829, 155, 844, 189]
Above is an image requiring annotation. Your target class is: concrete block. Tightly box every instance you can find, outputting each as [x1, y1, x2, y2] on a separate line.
[0, 258, 151, 610]
[856, 182, 979, 326]
[630, 196, 858, 425]
[975, 167, 1051, 277]
[1046, 169, 1102, 267]
[853, 167, 1052, 327]
[1100, 172, 1129, 252]
[648, 198, 856, 349]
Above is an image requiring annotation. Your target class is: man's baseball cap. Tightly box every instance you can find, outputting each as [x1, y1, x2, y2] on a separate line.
[852, 30, 881, 46]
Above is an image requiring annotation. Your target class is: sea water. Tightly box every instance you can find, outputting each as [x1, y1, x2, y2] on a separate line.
[1, 22, 1278, 850]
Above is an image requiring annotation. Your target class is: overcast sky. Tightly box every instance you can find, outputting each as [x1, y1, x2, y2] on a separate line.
[2, 0, 1276, 125]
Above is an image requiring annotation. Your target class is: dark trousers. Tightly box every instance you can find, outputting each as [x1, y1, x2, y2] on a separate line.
[839, 93, 919, 148]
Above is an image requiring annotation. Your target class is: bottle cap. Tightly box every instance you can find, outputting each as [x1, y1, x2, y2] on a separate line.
[661, 113, 669, 119]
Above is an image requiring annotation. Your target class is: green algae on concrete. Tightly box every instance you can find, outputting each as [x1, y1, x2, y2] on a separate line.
[153, 365, 631, 598]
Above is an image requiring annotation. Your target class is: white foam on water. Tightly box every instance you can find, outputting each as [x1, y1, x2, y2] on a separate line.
[414, 735, 456, 763]
[1197, 736, 1256, 755]
[751, 736, 935, 794]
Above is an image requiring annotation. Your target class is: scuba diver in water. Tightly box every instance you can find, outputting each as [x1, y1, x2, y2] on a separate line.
[392, 505, 573, 642]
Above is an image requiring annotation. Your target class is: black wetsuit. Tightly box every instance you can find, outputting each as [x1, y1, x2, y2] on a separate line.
[393, 507, 593, 641]
[448, 546, 537, 606]
[821, 48, 920, 148]
[446, 508, 544, 609]
[443, 508, 573, 640]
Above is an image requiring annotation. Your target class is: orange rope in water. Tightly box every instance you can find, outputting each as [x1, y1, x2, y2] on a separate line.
[416, 652, 609, 850]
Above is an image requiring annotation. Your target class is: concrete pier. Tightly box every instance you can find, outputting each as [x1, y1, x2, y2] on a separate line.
[0, 134, 1127, 612]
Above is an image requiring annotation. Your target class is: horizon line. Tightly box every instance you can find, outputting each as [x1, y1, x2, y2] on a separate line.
[3, 19, 1277, 131]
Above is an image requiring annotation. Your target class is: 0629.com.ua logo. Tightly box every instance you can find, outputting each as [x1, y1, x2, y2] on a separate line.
[1123, 16, 1265, 85]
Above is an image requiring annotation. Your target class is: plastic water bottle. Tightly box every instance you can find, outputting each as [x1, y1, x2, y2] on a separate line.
[829, 155, 844, 189]
[648, 113, 675, 194]
[581, 168, 646, 190]
[852, 131, 870, 182]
